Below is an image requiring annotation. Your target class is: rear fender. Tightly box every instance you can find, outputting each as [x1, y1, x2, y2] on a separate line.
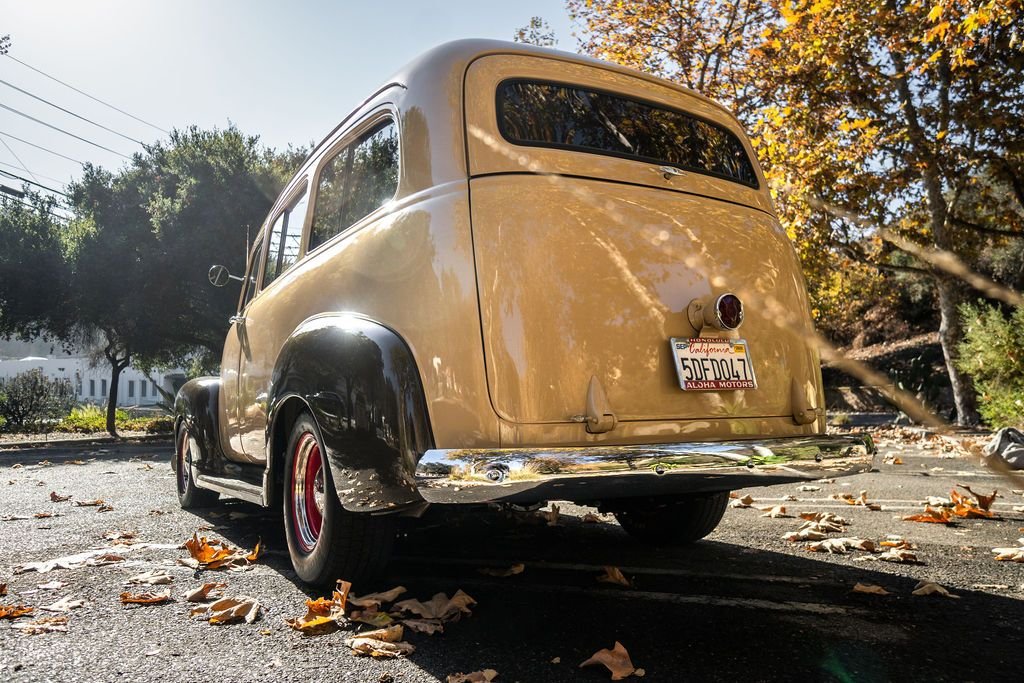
[267, 313, 433, 514]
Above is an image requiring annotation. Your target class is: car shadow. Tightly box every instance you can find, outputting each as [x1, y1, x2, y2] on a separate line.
[192, 502, 1024, 682]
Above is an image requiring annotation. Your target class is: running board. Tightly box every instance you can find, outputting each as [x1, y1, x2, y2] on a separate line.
[195, 474, 265, 505]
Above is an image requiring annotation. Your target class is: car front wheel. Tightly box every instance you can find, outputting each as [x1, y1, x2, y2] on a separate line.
[174, 423, 219, 509]
[282, 412, 395, 587]
[613, 492, 729, 545]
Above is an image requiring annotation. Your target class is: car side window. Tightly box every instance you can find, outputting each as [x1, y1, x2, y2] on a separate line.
[237, 237, 263, 313]
[262, 190, 309, 288]
[309, 119, 398, 252]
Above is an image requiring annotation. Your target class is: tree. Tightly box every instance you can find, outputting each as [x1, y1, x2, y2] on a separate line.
[514, 17, 559, 47]
[66, 126, 305, 435]
[568, 0, 1024, 425]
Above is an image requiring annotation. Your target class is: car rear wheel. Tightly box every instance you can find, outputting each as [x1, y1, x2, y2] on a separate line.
[174, 423, 219, 509]
[283, 412, 395, 587]
[613, 492, 729, 545]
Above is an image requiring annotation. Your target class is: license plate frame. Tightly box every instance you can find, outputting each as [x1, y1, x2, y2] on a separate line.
[670, 337, 757, 391]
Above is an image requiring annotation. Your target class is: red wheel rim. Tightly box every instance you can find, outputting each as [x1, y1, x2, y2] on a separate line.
[291, 432, 324, 553]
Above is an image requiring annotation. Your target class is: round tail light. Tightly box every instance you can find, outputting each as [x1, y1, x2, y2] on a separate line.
[715, 293, 744, 330]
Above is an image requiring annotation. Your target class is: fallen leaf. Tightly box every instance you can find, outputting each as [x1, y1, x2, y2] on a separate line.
[402, 618, 444, 634]
[879, 548, 918, 563]
[852, 583, 891, 596]
[903, 506, 954, 525]
[120, 589, 173, 605]
[37, 581, 66, 591]
[760, 505, 791, 518]
[73, 499, 106, 507]
[49, 492, 71, 502]
[344, 625, 414, 658]
[102, 530, 137, 545]
[596, 566, 633, 588]
[582, 513, 605, 523]
[783, 528, 826, 542]
[551, 657, 561, 664]
[0, 604, 34, 619]
[782, 494, 798, 502]
[797, 485, 820, 492]
[40, 596, 87, 613]
[478, 563, 525, 578]
[34, 512, 53, 519]
[992, 539, 1024, 562]
[183, 582, 228, 602]
[957, 484, 997, 511]
[182, 533, 259, 570]
[806, 537, 876, 554]
[348, 586, 406, 609]
[447, 670, 498, 683]
[12, 614, 67, 634]
[1, 515, 32, 522]
[393, 590, 475, 622]
[0, 584, 6, 596]
[912, 581, 959, 598]
[206, 595, 261, 624]
[127, 570, 173, 586]
[351, 609, 394, 628]
[97, 504, 114, 513]
[729, 494, 755, 508]
[544, 504, 560, 526]
[285, 580, 350, 634]
[14, 548, 130, 573]
[580, 641, 636, 681]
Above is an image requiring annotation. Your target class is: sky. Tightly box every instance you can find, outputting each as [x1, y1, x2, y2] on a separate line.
[0, 0, 578, 199]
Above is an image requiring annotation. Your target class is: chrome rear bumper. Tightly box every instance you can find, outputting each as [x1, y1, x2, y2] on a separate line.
[414, 434, 875, 505]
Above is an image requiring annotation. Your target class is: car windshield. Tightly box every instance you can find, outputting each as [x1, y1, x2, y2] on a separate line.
[497, 79, 758, 187]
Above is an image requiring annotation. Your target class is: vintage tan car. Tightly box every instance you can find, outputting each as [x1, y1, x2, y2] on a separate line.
[175, 39, 874, 586]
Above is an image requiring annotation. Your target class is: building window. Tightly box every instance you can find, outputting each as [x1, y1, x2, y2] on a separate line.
[151, 381, 158, 396]
[90, 379, 95, 397]
[101, 379, 107, 397]
[141, 381, 147, 398]
[128, 380, 135, 398]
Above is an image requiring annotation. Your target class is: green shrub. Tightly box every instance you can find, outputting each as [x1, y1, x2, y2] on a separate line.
[59, 404, 129, 432]
[121, 416, 174, 433]
[0, 369, 76, 431]
[956, 303, 1024, 428]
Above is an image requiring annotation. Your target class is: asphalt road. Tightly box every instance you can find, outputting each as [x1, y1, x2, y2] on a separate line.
[1, 434, 1022, 683]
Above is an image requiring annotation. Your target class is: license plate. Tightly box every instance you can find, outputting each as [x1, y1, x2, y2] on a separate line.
[670, 338, 757, 391]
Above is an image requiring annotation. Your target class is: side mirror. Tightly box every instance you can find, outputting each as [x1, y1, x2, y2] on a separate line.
[208, 264, 236, 287]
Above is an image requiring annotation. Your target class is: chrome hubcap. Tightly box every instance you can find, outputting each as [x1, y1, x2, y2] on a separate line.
[291, 432, 323, 553]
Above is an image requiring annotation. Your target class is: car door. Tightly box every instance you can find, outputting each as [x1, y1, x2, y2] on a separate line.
[219, 235, 265, 463]
[236, 184, 310, 462]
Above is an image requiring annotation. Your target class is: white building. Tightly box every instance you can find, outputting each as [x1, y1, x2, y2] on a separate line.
[0, 354, 185, 408]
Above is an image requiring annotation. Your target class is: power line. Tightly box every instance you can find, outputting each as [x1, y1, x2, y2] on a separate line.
[0, 160, 67, 186]
[0, 78, 145, 146]
[0, 133, 40, 182]
[0, 192, 71, 223]
[0, 169, 69, 198]
[0, 102, 132, 159]
[0, 130, 85, 165]
[4, 53, 169, 135]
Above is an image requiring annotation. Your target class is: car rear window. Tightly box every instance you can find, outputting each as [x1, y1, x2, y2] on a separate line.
[497, 79, 758, 188]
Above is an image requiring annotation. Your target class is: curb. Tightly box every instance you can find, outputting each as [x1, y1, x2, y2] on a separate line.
[0, 432, 172, 452]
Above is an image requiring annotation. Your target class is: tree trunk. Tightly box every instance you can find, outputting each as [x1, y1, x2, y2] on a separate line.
[935, 278, 980, 426]
[102, 340, 130, 437]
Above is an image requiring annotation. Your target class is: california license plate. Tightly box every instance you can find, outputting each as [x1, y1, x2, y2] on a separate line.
[670, 338, 757, 391]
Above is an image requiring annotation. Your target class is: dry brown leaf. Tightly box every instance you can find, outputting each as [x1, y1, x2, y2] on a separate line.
[957, 484, 997, 511]
[393, 590, 476, 622]
[205, 595, 261, 624]
[182, 533, 259, 570]
[729, 494, 755, 508]
[348, 586, 406, 609]
[582, 512, 604, 523]
[447, 670, 498, 683]
[903, 506, 954, 524]
[783, 528, 827, 542]
[34, 512, 53, 519]
[797, 485, 821, 492]
[183, 582, 228, 602]
[912, 581, 959, 598]
[544, 504, 560, 526]
[596, 566, 633, 588]
[127, 570, 173, 586]
[760, 505, 791, 518]
[85, 553, 126, 567]
[40, 596, 86, 613]
[49, 492, 71, 503]
[878, 548, 918, 563]
[285, 580, 350, 634]
[0, 604, 34, 619]
[350, 609, 394, 628]
[478, 563, 525, 578]
[102, 530, 137, 545]
[852, 583, 891, 596]
[992, 540, 1024, 562]
[120, 589, 172, 605]
[12, 614, 67, 634]
[807, 537, 875, 554]
[402, 618, 444, 634]
[96, 504, 114, 512]
[580, 641, 636, 681]
[0, 583, 6, 596]
[344, 625, 414, 658]
[74, 499, 105, 507]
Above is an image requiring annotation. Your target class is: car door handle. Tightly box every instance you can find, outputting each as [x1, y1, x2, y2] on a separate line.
[229, 315, 246, 325]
